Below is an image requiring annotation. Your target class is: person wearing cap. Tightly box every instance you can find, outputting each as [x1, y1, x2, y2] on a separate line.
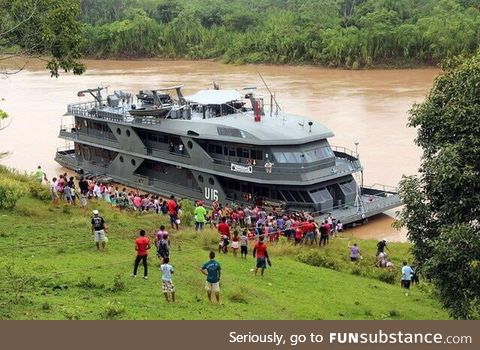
[91, 210, 107, 250]
[194, 200, 207, 231]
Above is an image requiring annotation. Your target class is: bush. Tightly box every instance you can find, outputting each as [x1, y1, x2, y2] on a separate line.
[200, 230, 219, 250]
[297, 251, 341, 271]
[378, 271, 396, 285]
[76, 276, 104, 290]
[108, 274, 126, 293]
[28, 182, 51, 200]
[179, 199, 195, 227]
[100, 301, 125, 319]
[0, 178, 26, 209]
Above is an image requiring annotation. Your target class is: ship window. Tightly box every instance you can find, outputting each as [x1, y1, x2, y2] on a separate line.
[230, 179, 241, 191]
[215, 145, 222, 154]
[229, 147, 236, 156]
[223, 147, 228, 156]
[209, 178, 214, 186]
[273, 151, 308, 163]
[126, 130, 131, 137]
[251, 150, 263, 160]
[291, 191, 304, 202]
[237, 148, 249, 158]
[208, 144, 214, 153]
[187, 130, 199, 136]
[310, 188, 332, 203]
[131, 159, 136, 166]
[253, 186, 269, 197]
[187, 141, 193, 149]
[119, 156, 124, 163]
[303, 147, 334, 162]
[273, 152, 287, 163]
[280, 190, 295, 202]
[198, 175, 204, 183]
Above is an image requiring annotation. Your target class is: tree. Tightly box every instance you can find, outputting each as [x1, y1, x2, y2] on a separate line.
[397, 54, 480, 319]
[1, 0, 86, 152]
[0, 0, 85, 77]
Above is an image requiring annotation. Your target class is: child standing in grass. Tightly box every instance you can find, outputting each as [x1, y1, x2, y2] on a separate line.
[240, 230, 248, 259]
[231, 231, 240, 257]
[160, 257, 175, 302]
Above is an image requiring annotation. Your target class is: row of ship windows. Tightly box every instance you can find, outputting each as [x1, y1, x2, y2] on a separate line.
[273, 147, 334, 164]
[206, 144, 264, 160]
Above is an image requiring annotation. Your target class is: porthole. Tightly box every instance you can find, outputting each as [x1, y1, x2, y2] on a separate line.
[187, 141, 193, 149]
[198, 175, 204, 183]
[126, 130, 131, 137]
[131, 159, 136, 166]
[208, 178, 214, 186]
[119, 156, 124, 163]
[116, 128, 121, 135]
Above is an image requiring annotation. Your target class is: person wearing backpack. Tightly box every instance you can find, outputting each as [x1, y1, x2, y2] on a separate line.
[91, 210, 107, 250]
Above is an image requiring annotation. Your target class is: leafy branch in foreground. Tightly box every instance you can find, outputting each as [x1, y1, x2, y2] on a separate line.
[397, 53, 480, 319]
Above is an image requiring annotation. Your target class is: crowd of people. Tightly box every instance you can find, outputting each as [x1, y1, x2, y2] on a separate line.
[39, 167, 417, 303]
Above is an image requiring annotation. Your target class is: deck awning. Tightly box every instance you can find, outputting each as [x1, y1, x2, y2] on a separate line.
[185, 90, 242, 105]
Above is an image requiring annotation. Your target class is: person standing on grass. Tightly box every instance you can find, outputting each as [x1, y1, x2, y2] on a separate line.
[34, 165, 48, 184]
[349, 243, 361, 262]
[155, 225, 170, 261]
[319, 221, 329, 247]
[376, 239, 389, 256]
[201, 251, 221, 303]
[194, 201, 207, 231]
[67, 176, 76, 206]
[231, 231, 240, 257]
[133, 229, 150, 279]
[64, 182, 73, 205]
[217, 217, 230, 253]
[240, 230, 248, 259]
[401, 261, 414, 295]
[253, 236, 271, 277]
[167, 195, 179, 230]
[91, 210, 107, 250]
[50, 177, 59, 205]
[160, 257, 175, 302]
[79, 176, 89, 207]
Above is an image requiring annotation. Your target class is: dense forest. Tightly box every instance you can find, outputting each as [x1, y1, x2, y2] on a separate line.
[77, 0, 480, 68]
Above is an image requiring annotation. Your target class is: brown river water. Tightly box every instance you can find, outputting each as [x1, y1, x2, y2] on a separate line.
[0, 59, 440, 242]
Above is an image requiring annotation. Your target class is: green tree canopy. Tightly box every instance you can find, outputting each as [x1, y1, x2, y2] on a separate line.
[0, 0, 85, 77]
[398, 54, 480, 319]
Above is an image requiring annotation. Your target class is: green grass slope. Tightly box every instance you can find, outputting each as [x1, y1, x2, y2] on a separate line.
[0, 196, 448, 320]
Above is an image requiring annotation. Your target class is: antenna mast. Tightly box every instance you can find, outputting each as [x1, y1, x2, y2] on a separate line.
[258, 72, 282, 116]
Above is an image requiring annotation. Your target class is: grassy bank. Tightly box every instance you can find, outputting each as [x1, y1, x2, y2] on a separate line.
[0, 174, 448, 319]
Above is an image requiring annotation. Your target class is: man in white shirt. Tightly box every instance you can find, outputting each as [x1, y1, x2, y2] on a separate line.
[401, 261, 414, 295]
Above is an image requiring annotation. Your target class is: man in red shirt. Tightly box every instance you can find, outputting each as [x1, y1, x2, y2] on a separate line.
[133, 229, 151, 279]
[167, 195, 179, 230]
[253, 236, 270, 276]
[217, 217, 230, 253]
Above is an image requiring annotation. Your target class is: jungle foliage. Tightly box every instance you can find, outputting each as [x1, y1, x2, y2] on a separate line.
[78, 0, 480, 67]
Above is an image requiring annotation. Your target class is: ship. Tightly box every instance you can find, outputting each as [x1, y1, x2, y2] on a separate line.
[55, 84, 402, 225]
